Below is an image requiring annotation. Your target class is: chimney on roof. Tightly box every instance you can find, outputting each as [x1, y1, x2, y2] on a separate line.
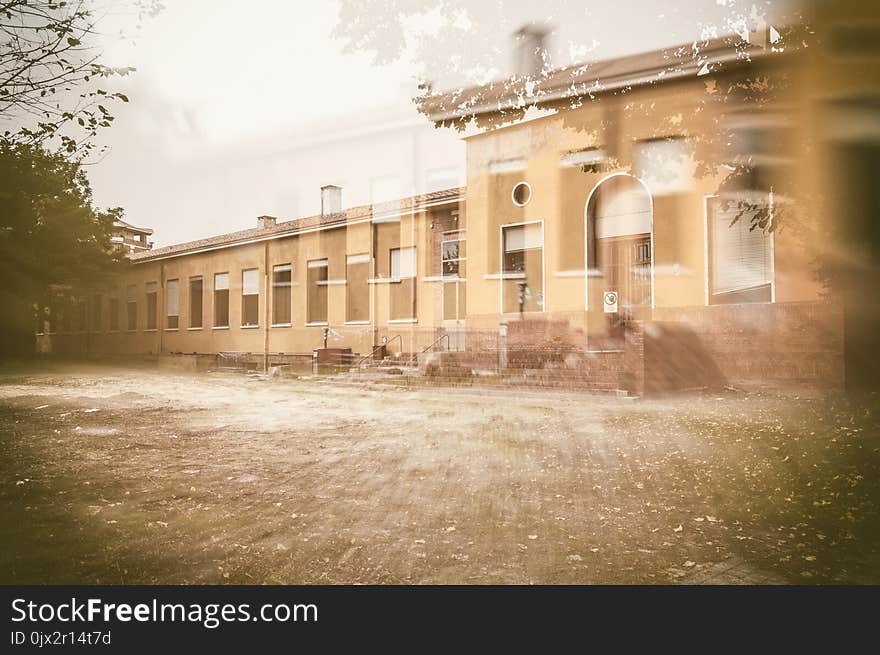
[257, 215, 277, 229]
[512, 24, 550, 78]
[321, 185, 342, 216]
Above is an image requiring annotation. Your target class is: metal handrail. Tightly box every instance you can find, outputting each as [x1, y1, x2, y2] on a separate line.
[409, 333, 450, 366]
[353, 334, 401, 368]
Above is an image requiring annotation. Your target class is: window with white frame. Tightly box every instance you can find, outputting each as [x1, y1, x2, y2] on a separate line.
[346, 254, 370, 322]
[390, 246, 416, 279]
[441, 233, 466, 278]
[214, 273, 229, 327]
[502, 222, 544, 313]
[272, 263, 292, 325]
[708, 197, 773, 302]
[241, 269, 259, 327]
[307, 259, 328, 324]
[165, 279, 179, 329]
[633, 137, 694, 194]
[503, 223, 541, 274]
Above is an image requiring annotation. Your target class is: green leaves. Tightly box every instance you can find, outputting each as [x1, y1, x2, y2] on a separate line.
[1, 2, 150, 159]
[0, 141, 125, 354]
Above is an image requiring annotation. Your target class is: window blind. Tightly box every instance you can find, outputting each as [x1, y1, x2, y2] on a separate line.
[503, 223, 542, 252]
[242, 269, 259, 296]
[710, 199, 772, 294]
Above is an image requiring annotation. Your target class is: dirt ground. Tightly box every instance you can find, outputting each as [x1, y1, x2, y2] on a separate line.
[1, 362, 878, 584]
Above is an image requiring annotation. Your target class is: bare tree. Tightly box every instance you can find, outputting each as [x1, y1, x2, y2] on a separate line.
[0, 0, 162, 157]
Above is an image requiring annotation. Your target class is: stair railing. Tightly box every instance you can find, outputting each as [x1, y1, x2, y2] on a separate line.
[408, 333, 450, 366]
[353, 334, 402, 368]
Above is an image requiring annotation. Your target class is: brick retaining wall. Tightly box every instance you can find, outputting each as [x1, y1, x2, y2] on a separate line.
[648, 301, 844, 391]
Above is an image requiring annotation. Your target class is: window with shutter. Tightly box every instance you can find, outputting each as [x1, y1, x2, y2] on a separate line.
[708, 197, 773, 303]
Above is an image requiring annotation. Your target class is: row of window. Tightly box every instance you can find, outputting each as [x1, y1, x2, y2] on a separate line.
[45, 241, 468, 334]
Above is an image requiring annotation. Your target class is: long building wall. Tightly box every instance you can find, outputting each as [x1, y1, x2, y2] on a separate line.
[38, 26, 862, 392]
[39, 201, 466, 360]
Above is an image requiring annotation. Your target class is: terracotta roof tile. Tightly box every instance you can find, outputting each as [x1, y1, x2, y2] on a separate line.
[419, 33, 782, 124]
[129, 187, 463, 262]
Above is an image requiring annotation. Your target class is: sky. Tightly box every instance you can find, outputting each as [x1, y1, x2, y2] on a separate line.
[86, 0, 795, 246]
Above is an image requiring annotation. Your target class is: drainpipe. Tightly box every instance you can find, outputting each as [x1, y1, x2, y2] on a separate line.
[371, 220, 378, 349]
[263, 241, 270, 372]
[159, 263, 165, 355]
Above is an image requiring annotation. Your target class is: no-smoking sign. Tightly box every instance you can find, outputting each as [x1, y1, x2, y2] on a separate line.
[603, 290, 618, 314]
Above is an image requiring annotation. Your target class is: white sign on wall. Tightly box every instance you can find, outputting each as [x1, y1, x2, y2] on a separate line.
[603, 290, 619, 314]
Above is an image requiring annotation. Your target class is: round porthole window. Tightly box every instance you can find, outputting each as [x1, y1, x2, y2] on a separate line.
[512, 182, 531, 207]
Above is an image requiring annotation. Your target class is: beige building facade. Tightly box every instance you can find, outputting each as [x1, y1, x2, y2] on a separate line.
[40, 8, 879, 390]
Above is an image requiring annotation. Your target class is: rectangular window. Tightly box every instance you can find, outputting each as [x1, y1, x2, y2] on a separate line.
[76, 299, 87, 332]
[307, 259, 328, 324]
[503, 223, 541, 272]
[633, 137, 694, 194]
[241, 268, 259, 327]
[189, 277, 203, 328]
[91, 294, 102, 332]
[165, 279, 179, 329]
[272, 264, 292, 325]
[441, 236, 466, 278]
[443, 280, 467, 322]
[502, 223, 544, 313]
[708, 197, 772, 303]
[390, 246, 416, 279]
[126, 285, 137, 330]
[214, 273, 229, 327]
[346, 254, 370, 322]
[145, 281, 158, 330]
[389, 248, 417, 321]
[560, 147, 606, 172]
[109, 293, 119, 332]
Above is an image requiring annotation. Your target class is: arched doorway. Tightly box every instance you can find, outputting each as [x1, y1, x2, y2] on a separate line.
[584, 173, 654, 347]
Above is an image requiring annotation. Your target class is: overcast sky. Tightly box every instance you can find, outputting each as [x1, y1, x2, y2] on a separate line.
[88, 0, 795, 246]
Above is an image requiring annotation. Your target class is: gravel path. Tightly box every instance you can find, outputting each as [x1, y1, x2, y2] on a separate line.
[1, 363, 877, 584]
